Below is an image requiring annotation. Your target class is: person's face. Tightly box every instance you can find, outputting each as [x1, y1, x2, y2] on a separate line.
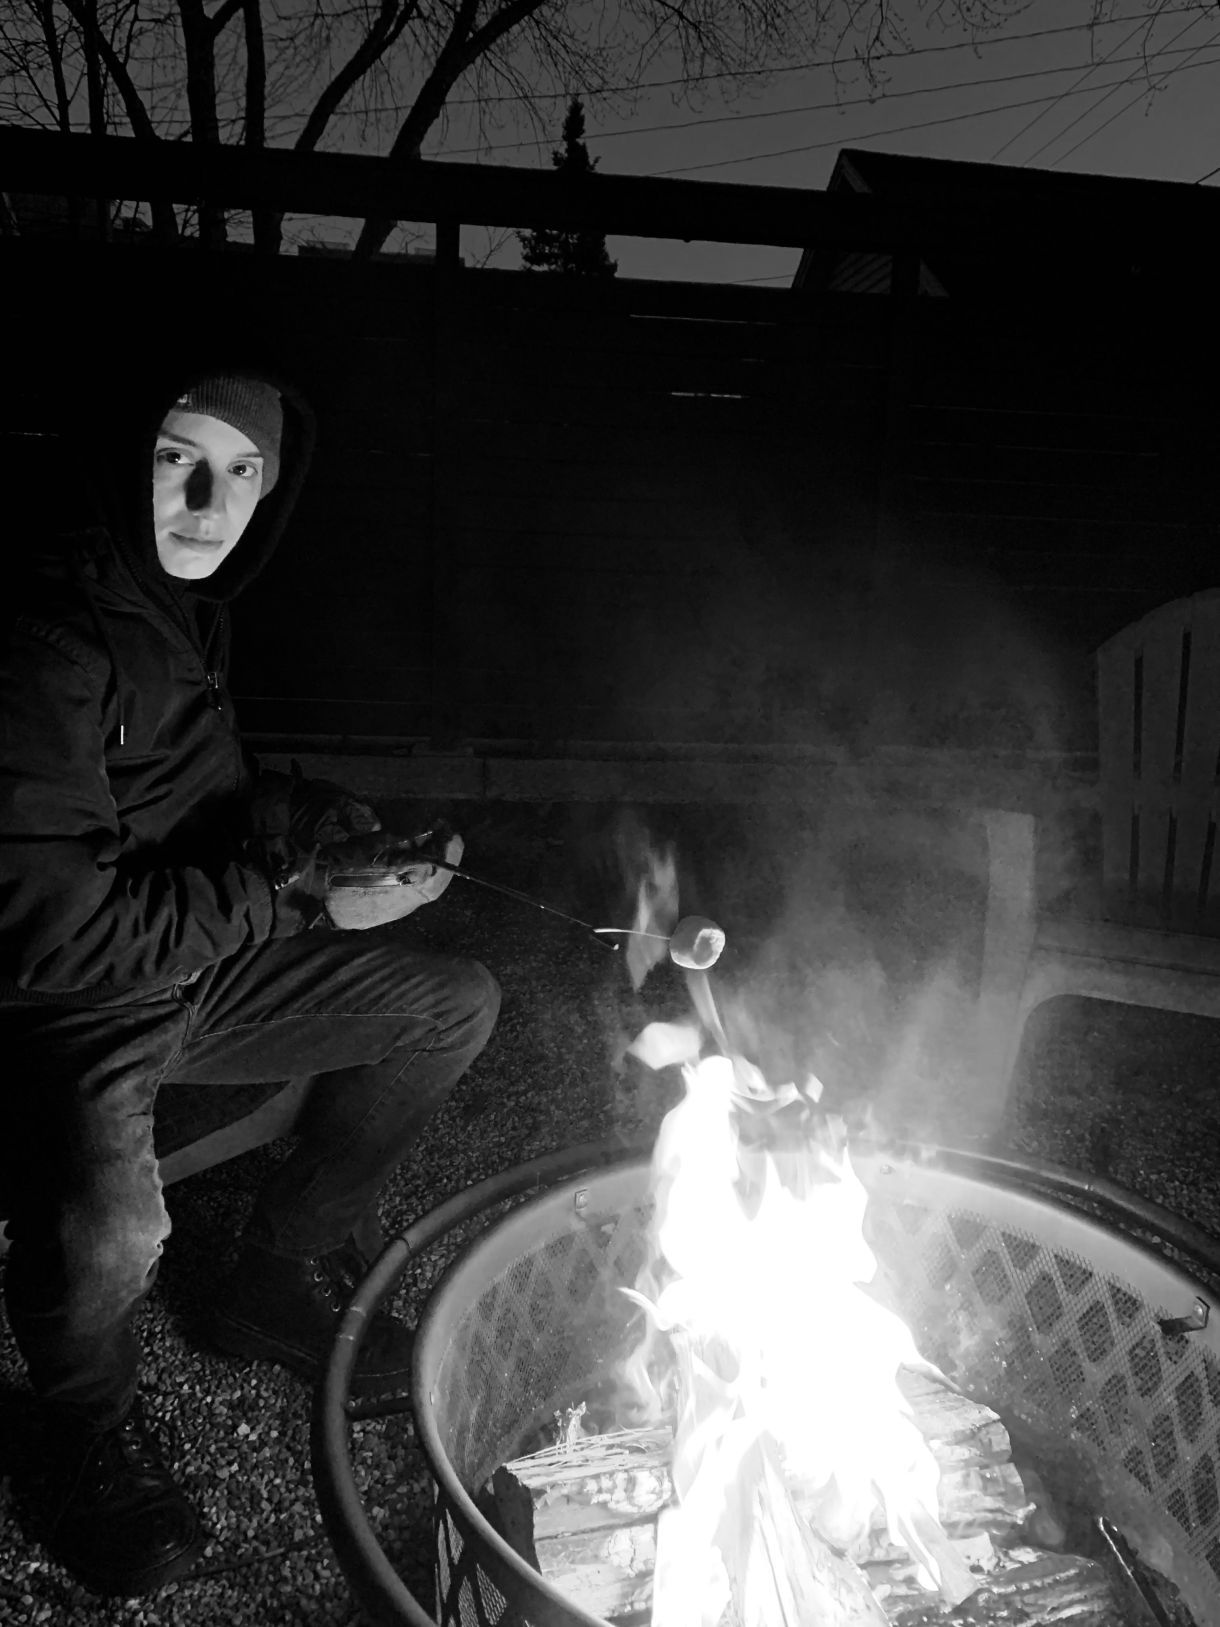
[153, 410, 264, 579]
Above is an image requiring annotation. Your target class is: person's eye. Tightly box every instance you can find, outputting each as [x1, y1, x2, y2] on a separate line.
[155, 447, 191, 466]
[231, 461, 262, 480]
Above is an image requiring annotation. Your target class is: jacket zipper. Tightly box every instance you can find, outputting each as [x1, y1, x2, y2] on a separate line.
[203, 608, 226, 710]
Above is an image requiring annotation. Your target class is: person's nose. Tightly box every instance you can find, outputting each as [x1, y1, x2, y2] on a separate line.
[184, 460, 221, 517]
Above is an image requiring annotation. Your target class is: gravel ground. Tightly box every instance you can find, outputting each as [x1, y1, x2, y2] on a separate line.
[2, 797, 1219, 1626]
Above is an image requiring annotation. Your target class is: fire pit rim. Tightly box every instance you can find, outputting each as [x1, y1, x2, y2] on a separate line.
[311, 1140, 645, 1627]
[313, 1141, 1220, 1627]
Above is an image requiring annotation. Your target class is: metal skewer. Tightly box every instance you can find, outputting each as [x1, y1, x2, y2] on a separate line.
[403, 856, 726, 969]
[426, 858, 620, 948]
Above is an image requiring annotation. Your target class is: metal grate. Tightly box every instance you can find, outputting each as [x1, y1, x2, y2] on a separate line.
[416, 1159, 1220, 1627]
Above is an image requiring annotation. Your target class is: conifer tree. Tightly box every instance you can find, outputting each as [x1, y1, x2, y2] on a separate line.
[519, 99, 618, 278]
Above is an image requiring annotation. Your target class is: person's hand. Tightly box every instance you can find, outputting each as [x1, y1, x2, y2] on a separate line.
[388, 826, 464, 905]
[319, 824, 465, 914]
[288, 778, 381, 849]
[264, 850, 330, 937]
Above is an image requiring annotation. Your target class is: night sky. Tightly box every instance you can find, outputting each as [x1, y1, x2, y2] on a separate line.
[419, 0, 1220, 283]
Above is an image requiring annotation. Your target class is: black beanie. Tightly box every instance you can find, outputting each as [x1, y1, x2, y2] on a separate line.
[172, 376, 283, 493]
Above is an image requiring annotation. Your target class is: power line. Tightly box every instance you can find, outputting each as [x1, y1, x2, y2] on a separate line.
[1022, 9, 1207, 166]
[647, 50, 1220, 178]
[436, 42, 1220, 159]
[440, 3, 1209, 108]
[989, 12, 1153, 161]
[1046, 22, 1220, 167]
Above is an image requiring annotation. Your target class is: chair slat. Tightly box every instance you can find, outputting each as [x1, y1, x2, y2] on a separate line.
[1098, 590, 1220, 930]
[1098, 629, 1136, 920]
[1134, 613, 1184, 920]
[1178, 594, 1220, 931]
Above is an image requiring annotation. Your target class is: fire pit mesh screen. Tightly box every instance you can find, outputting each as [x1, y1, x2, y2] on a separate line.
[414, 1157, 1220, 1627]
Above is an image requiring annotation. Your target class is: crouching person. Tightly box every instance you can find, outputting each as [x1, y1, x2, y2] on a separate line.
[0, 367, 499, 1597]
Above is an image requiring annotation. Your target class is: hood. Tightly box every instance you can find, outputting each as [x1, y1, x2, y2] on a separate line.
[76, 348, 316, 605]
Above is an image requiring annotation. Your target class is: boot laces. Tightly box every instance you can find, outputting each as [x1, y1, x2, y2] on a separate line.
[308, 1256, 348, 1313]
[64, 1403, 176, 1508]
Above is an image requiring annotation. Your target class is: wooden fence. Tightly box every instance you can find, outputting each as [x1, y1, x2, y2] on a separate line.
[3, 135, 1217, 771]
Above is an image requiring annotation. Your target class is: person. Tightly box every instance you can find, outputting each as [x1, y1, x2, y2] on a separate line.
[0, 363, 500, 1598]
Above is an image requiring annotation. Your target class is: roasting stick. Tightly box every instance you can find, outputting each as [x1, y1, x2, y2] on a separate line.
[422, 857, 621, 946]
[422, 857, 729, 975]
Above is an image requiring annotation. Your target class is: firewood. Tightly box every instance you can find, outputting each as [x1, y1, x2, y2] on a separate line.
[875, 1549, 1122, 1625]
[490, 1427, 672, 1621]
[492, 1377, 1068, 1623]
[898, 1373, 1033, 1541]
[649, 1433, 890, 1627]
[787, 1374, 1032, 1572]
[723, 1440, 890, 1627]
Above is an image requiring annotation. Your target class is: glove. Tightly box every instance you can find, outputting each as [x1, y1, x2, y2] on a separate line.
[247, 765, 381, 848]
[287, 776, 381, 849]
[320, 824, 465, 924]
[322, 824, 463, 894]
[256, 824, 462, 936]
[264, 849, 330, 938]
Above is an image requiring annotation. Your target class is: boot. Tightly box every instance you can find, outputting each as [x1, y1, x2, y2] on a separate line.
[45, 1397, 206, 1597]
[207, 1239, 413, 1398]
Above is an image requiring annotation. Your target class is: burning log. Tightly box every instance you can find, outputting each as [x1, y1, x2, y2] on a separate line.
[872, 1549, 1121, 1625]
[490, 1427, 671, 1620]
[709, 1436, 891, 1627]
[878, 1373, 1033, 1544]
[491, 1374, 1090, 1626]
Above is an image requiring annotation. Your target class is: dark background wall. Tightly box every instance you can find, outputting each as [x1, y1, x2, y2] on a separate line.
[4, 238, 1216, 761]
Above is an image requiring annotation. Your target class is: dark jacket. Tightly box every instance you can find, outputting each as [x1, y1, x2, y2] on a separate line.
[0, 360, 317, 1003]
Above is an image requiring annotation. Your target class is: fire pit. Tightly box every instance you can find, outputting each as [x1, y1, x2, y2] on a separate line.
[313, 1143, 1220, 1627]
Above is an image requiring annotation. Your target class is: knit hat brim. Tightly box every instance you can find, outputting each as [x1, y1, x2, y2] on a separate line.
[171, 376, 283, 493]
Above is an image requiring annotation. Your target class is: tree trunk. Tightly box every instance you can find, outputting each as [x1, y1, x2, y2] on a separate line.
[352, 0, 547, 261]
[80, 0, 112, 242]
[242, 0, 278, 253]
[176, 0, 225, 247]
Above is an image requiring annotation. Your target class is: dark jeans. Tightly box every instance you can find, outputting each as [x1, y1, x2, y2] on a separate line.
[0, 925, 499, 1431]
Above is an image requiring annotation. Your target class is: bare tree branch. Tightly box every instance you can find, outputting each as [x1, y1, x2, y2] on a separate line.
[354, 0, 548, 257]
[294, 0, 421, 153]
[209, 0, 245, 34]
[35, 0, 74, 129]
[5, 0, 1210, 256]
[53, 0, 180, 236]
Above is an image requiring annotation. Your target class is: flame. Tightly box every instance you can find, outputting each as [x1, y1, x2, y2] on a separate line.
[625, 1040, 972, 1626]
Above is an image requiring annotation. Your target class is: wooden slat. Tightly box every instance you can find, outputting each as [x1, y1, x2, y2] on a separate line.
[903, 512, 1200, 555]
[234, 695, 433, 737]
[433, 420, 874, 472]
[908, 441, 1156, 488]
[444, 390, 879, 445]
[911, 362, 1158, 415]
[1094, 595, 1220, 930]
[441, 354, 883, 416]
[443, 305, 887, 372]
[1097, 625, 1138, 919]
[893, 545, 1203, 599]
[438, 498, 738, 548]
[907, 476, 1178, 527]
[1134, 604, 1184, 919]
[906, 403, 1169, 455]
[1176, 592, 1220, 930]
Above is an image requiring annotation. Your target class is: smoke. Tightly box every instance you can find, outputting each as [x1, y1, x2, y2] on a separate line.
[595, 519, 1091, 1150]
[603, 795, 1036, 1154]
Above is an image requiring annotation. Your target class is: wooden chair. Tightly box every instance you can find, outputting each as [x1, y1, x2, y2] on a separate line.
[977, 589, 1220, 1102]
[0, 1078, 310, 1258]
